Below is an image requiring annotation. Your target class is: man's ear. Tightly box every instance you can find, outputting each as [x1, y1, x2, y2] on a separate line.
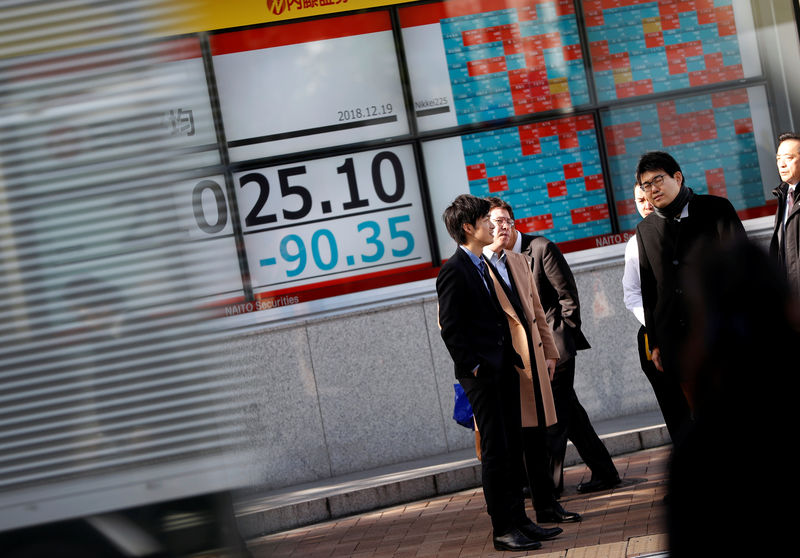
[674, 170, 683, 187]
[462, 222, 475, 239]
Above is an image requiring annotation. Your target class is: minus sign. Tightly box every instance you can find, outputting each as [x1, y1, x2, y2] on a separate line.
[260, 257, 277, 267]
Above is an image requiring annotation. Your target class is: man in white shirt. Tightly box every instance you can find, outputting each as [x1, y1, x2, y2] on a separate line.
[622, 184, 688, 441]
[770, 132, 800, 296]
[622, 185, 653, 327]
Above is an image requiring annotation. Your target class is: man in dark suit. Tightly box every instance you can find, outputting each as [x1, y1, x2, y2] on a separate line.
[769, 132, 800, 297]
[436, 194, 561, 552]
[635, 151, 745, 437]
[487, 197, 619, 496]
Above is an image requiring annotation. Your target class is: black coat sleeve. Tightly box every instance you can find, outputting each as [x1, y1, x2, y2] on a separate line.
[436, 259, 481, 377]
[716, 197, 746, 243]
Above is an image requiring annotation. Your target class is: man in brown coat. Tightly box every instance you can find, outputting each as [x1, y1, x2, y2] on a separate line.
[488, 197, 619, 498]
[483, 202, 582, 524]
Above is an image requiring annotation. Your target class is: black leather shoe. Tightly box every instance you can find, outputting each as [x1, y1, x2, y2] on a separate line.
[518, 521, 562, 541]
[577, 475, 621, 494]
[537, 502, 582, 523]
[492, 528, 542, 552]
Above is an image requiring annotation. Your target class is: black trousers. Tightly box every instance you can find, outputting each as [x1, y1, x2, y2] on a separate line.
[637, 326, 692, 442]
[521, 426, 558, 511]
[546, 356, 617, 491]
[459, 368, 529, 535]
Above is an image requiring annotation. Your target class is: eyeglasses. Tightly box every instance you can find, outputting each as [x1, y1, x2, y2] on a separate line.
[639, 174, 665, 192]
[490, 217, 514, 227]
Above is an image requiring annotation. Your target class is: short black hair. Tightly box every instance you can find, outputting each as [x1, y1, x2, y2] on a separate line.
[486, 196, 514, 220]
[636, 151, 683, 186]
[778, 132, 800, 146]
[442, 194, 490, 245]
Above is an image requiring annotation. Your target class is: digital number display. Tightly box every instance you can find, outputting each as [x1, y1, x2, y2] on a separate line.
[400, 0, 590, 132]
[583, 0, 760, 102]
[174, 175, 245, 304]
[210, 11, 409, 161]
[232, 145, 432, 304]
[604, 85, 774, 232]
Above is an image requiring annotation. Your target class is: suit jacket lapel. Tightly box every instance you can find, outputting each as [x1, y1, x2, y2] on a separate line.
[455, 248, 485, 295]
[456, 248, 503, 314]
[788, 189, 800, 220]
[501, 262, 528, 326]
[485, 257, 527, 328]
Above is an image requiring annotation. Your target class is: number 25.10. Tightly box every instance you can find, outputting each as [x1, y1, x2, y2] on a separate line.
[280, 216, 415, 277]
[240, 151, 405, 227]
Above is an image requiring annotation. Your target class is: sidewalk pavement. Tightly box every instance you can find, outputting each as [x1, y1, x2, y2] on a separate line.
[236, 410, 673, 557]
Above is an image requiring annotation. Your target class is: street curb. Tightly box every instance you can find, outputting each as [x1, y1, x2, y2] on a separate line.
[235, 417, 670, 539]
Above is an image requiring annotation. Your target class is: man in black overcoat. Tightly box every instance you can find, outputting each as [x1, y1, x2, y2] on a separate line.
[769, 132, 800, 297]
[635, 151, 745, 441]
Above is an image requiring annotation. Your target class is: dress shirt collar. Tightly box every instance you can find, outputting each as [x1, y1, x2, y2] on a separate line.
[511, 230, 522, 253]
[482, 247, 511, 287]
[481, 246, 504, 263]
[460, 244, 484, 270]
[674, 202, 690, 221]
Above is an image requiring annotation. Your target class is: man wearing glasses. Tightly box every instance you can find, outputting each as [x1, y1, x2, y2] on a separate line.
[482, 198, 586, 525]
[486, 197, 620, 499]
[623, 184, 689, 442]
[635, 151, 745, 437]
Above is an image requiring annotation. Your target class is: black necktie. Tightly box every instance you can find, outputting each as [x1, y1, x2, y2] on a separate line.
[479, 257, 500, 302]
[781, 189, 796, 265]
[479, 257, 491, 288]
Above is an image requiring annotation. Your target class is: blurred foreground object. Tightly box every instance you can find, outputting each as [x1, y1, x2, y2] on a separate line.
[668, 238, 800, 556]
[1, 1, 253, 556]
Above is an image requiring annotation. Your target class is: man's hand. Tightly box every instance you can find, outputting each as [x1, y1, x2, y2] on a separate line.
[546, 358, 557, 380]
[651, 347, 664, 372]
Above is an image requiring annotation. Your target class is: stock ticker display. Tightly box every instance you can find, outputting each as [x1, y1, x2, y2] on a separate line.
[462, 114, 612, 249]
[583, 0, 745, 101]
[605, 86, 769, 232]
[441, 0, 590, 124]
[404, 0, 769, 253]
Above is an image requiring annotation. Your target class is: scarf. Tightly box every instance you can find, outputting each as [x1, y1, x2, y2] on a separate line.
[654, 184, 694, 220]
